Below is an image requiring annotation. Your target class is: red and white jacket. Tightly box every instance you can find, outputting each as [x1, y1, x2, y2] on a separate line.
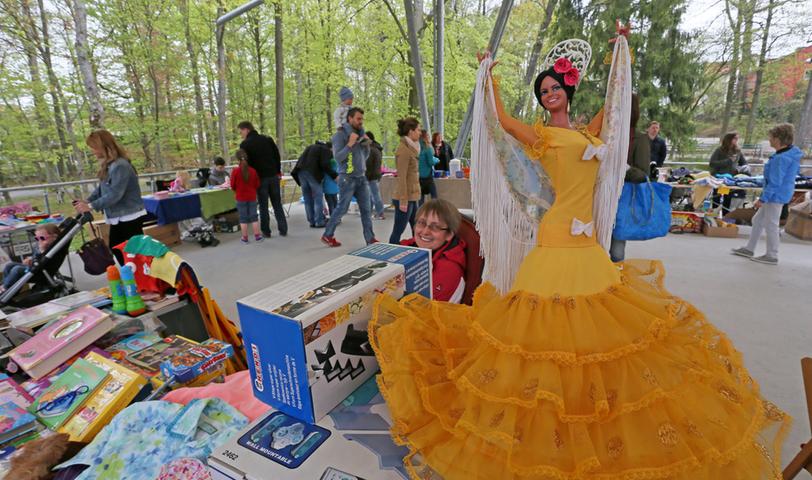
[402, 237, 466, 303]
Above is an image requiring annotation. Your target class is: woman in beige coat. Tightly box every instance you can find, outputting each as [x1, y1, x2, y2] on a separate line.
[389, 117, 422, 244]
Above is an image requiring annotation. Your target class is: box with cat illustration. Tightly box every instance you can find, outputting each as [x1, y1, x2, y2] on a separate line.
[238, 255, 406, 423]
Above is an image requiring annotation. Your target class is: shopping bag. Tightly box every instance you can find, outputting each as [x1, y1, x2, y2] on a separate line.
[613, 180, 672, 241]
[77, 223, 115, 275]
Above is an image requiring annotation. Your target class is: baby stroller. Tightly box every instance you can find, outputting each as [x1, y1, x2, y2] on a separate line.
[0, 213, 88, 309]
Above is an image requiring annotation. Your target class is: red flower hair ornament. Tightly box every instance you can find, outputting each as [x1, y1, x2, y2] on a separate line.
[553, 57, 580, 87]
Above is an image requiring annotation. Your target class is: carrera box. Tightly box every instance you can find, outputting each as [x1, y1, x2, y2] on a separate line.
[669, 211, 704, 234]
[348, 243, 432, 298]
[238, 256, 405, 423]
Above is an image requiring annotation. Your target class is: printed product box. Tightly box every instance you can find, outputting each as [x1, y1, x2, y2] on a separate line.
[669, 211, 704, 234]
[237, 256, 405, 423]
[208, 377, 406, 480]
[348, 243, 432, 298]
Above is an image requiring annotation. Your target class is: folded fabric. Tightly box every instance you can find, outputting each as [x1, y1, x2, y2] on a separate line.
[157, 458, 211, 480]
[163, 370, 270, 421]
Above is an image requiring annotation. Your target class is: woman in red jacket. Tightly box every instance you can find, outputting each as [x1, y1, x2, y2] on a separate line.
[401, 199, 466, 303]
[232, 149, 262, 244]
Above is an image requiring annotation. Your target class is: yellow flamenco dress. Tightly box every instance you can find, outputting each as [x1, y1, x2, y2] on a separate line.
[369, 120, 791, 479]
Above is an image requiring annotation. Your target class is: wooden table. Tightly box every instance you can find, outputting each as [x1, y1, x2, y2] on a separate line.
[380, 175, 472, 210]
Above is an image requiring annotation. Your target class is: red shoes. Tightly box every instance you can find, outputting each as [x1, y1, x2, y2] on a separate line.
[321, 235, 342, 247]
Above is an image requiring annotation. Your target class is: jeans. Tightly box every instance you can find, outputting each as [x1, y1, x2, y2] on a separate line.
[367, 180, 385, 216]
[389, 199, 417, 244]
[609, 236, 626, 263]
[236, 201, 259, 224]
[299, 171, 325, 227]
[324, 175, 375, 243]
[745, 202, 782, 258]
[3, 263, 28, 289]
[325, 194, 338, 215]
[257, 176, 288, 236]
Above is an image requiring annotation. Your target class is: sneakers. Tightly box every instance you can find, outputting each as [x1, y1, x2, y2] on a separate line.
[321, 235, 342, 247]
[730, 247, 754, 258]
[254, 234, 264, 243]
[750, 255, 778, 265]
[240, 237, 249, 245]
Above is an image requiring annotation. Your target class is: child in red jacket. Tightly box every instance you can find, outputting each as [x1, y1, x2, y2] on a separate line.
[231, 149, 262, 244]
[401, 199, 466, 303]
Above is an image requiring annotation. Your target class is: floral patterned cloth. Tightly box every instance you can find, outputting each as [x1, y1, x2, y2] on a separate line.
[157, 458, 211, 480]
[55, 399, 247, 480]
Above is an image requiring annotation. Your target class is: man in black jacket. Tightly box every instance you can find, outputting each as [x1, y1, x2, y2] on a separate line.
[647, 121, 668, 168]
[294, 141, 337, 228]
[238, 121, 288, 237]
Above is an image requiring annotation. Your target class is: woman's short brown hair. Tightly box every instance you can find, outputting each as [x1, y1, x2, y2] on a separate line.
[768, 123, 794, 147]
[397, 117, 420, 137]
[415, 199, 461, 234]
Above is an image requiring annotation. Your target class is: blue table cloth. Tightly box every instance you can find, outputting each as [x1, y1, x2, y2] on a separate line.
[142, 192, 202, 225]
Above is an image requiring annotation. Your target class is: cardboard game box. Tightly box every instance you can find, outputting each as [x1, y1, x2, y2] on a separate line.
[348, 243, 432, 298]
[208, 377, 407, 480]
[238, 255, 405, 423]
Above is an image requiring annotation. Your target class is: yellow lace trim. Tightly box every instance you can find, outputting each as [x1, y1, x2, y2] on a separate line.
[523, 121, 549, 161]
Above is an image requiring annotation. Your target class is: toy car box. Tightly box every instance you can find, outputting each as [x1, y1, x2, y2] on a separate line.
[237, 255, 405, 423]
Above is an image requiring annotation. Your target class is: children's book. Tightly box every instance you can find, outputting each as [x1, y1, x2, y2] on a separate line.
[0, 401, 38, 445]
[29, 358, 107, 430]
[105, 332, 163, 361]
[9, 306, 113, 379]
[50, 291, 110, 309]
[60, 352, 146, 442]
[7, 302, 71, 332]
[0, 378, 34, 409]
[126, 335, 198, 372]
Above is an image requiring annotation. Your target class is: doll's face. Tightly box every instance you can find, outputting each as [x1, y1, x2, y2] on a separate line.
[538, 76, 568, 113]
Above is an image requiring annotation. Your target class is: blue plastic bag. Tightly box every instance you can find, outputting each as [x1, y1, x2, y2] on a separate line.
[613, 181, 672, 241]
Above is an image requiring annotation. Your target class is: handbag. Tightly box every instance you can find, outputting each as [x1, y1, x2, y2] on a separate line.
[77, 222, 115, 275]
[613, 179, 673, 241]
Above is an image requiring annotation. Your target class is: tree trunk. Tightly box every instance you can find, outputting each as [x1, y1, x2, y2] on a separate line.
[274, 0, 285, 158]
[744, 0, 773, 144]
[120, 44, 155, 168]
[720, 0, 742, 136]
[513, 0, 558, 117]
[216, 3, 228, 158]
[148, 66, 164, 170]
[295, 68, 306, 143]
[250, 13, 266, 133]
[29, 0, 73, 175]
[736, 0, 755, 119]
[798, 70, 812, 148]
[19, 0, 51, 165]
[181, 0, 208, 166]
[72, 0, 104, 129]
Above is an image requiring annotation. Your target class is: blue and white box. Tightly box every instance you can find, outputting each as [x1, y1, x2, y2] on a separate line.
[348, 243, 432, 298]
[237, 256, 405, 423]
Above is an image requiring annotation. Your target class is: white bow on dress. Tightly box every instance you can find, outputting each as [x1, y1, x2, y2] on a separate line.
[571, 218, 594, 237]
[582, 143, 608, 161]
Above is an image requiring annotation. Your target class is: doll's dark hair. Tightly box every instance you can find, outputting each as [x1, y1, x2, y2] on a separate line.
[533, 68, 576, 109]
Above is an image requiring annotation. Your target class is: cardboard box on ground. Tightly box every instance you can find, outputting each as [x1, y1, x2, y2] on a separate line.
[237, 243, 431, 424]
[88, 220, 180, 247]
[785, 200, 812, 240]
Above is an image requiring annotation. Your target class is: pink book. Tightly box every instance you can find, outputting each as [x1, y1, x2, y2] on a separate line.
[9, 305, 113, 380]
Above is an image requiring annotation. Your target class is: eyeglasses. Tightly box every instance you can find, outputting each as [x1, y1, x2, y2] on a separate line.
[415, 219, 449, 233]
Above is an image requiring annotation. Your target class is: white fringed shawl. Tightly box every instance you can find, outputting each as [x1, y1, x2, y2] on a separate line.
[470, 38, 632, 293]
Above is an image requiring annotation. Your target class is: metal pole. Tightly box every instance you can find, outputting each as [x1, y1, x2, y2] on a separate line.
[434, 0, 445, 135]
[43, 190, 51, 215]
[454, 0, 514, 158]
[215, 0, 264, 26]
[404, 0, 431, 132]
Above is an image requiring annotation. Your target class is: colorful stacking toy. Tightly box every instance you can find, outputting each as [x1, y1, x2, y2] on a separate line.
[106, 266, 127, 315]
[119, 264, 146, 316]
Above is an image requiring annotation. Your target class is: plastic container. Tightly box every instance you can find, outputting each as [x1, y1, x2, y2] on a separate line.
[449, 159, 462, 178]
